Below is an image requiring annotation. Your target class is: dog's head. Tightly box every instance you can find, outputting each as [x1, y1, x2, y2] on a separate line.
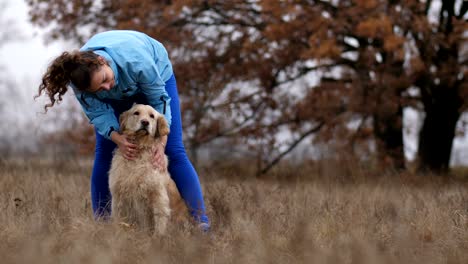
[119, 104, 170, 140]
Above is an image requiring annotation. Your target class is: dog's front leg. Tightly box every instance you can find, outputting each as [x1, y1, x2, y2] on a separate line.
[147, 187, 171, 235]
[112, 194, 133, 225]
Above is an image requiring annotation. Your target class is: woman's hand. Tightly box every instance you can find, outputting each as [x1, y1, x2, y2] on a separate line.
[152, 142, 167, 170]
[111, 131, 138, 160]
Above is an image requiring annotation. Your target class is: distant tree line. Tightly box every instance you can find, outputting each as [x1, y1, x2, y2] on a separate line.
[27, 0, 467, 175]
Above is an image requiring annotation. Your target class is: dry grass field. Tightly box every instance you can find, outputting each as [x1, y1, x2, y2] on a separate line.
[0, 157, 467, 264]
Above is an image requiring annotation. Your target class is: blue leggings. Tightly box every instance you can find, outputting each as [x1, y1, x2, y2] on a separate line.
[90, 74, 209, 225]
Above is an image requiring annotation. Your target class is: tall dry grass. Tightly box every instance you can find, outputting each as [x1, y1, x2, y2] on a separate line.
[0, 157, 467, 263]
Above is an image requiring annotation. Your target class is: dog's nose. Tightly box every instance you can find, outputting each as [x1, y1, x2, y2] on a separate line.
[141, 120, 149, 127]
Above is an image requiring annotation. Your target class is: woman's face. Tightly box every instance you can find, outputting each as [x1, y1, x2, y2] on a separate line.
[88, 58, 115, 93]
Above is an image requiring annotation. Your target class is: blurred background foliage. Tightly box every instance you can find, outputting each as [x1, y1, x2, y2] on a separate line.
[24, 0, 467, 176]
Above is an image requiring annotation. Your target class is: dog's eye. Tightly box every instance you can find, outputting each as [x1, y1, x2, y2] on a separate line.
[134, 111, 140, 116]
[150, 114, 154, 119]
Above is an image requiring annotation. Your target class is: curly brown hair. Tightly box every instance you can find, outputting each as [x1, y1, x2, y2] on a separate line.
[35, 50, 102, 112]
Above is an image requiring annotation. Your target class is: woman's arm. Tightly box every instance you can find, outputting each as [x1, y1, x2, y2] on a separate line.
[73, 89, 120, 140]
[110, 131, 138, 160]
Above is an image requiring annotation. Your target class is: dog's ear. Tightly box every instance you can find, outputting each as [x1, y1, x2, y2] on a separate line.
[119, 111, 129, 133]
[155, 115, 170, 138]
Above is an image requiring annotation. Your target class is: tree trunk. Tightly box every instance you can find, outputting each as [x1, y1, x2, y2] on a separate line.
[373, 105, 406, 170]
[417, 87, 461, 173]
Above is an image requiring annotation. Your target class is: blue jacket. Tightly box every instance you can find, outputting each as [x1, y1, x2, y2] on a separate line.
[71, 30, 173, 140]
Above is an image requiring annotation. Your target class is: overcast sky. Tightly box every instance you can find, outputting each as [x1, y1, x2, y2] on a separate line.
[0, 0, 77, 152]
[0, 0, 466, 164]
[0, 1, 67, 83]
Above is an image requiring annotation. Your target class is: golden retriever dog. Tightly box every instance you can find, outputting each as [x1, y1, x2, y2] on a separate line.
[109, 104, 187, 235]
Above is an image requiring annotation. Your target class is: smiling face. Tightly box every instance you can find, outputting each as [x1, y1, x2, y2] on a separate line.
[88, 57, 115, 93]
[119, 104, 170, 140]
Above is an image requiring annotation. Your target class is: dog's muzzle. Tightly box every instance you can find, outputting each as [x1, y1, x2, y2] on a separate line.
[137, 120, 150, 134]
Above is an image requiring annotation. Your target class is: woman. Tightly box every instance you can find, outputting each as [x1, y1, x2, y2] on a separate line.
[37, 30, 210, 231]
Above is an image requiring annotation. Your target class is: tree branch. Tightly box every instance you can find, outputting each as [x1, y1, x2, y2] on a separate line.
[205, 90, 262, 110]
[459, 0, 468, 19]
[425, 0, 433, 16]
[258, 122, 324, 176]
